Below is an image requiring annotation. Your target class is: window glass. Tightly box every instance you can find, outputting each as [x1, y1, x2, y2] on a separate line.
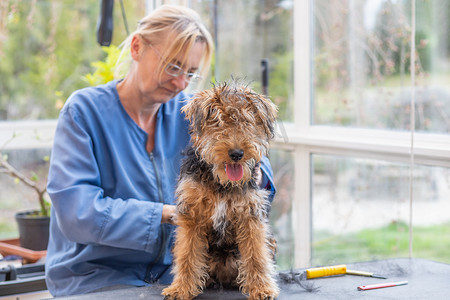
[191, 0, 294, 121]
[312, 154, 450, 266]
[0, 0, 146, 238]
[313, 0, 450, 133]
[269, 148, 295, 270]
[0, 0, 146, 120]
[0, 148, 51, 240]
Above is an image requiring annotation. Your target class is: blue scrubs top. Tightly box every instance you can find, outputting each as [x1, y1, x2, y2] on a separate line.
[45, 80, 275, 296]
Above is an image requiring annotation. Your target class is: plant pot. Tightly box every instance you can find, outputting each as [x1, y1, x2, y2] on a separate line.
[15, 210, 50, 251]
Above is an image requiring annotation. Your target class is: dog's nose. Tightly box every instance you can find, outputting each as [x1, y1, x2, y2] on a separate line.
[228, 149, 244, 162]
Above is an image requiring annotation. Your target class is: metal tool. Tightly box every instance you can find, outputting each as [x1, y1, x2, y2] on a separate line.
[358, 281, 408, 291]
[306, 264, 387, 279]
[346, 269, 387, 279]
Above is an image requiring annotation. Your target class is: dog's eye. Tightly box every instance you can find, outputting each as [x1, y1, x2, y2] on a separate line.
[207, 107, 216, 119]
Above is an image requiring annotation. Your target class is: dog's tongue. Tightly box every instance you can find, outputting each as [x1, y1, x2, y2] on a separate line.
[225, 164, 244, 181]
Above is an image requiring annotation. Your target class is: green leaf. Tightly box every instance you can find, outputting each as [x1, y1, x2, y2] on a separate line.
[31, 172, 39, 182]
[83, 45, 123, 87]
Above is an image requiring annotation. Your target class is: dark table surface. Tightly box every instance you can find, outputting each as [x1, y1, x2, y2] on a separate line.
[52, 258, 450, 299]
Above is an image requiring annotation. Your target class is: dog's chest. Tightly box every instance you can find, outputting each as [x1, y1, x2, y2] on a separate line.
[211, 199, 230, 239]
[207, 188, 267, 246]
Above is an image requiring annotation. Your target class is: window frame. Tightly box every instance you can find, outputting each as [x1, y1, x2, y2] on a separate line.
[274, 0, 450, 268]
[0, 120, 56, 150]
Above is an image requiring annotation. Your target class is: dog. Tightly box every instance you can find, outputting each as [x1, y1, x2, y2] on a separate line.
[162, 80, 279, 300]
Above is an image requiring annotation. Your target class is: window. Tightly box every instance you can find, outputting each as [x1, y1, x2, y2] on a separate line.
[0, 0, 146, 239]
[313, 0, 450, 133]
[0, 0, 146, 121]
[2, 0, 449, 270]
[282, 0, 450, 267]
[191, 0, 294, 121]
[312, 154, 450, 266]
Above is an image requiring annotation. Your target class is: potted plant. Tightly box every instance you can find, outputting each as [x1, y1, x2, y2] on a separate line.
[0, 136, 50, 251]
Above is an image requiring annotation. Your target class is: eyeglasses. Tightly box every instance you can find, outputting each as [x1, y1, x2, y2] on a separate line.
[143, 39, 202, 84]
[164, 63, 202, 84]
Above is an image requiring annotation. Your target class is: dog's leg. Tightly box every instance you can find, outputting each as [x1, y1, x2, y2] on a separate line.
[236, 217, 279, 300]
[162, 220, 209, 300]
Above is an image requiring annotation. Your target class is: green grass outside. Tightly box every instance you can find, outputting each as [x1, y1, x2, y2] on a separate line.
[312, 221, 450, 266]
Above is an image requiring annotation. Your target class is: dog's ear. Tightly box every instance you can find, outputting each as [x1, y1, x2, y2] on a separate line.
[182, 91, 208, 137]
[181, 96, 202, 135]
[247, 91, 278, 140]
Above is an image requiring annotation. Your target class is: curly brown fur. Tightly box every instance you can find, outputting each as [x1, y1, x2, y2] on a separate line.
[162, 80, 279, 300]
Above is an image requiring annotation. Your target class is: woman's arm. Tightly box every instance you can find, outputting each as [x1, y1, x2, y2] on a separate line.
[47, 104, 165, 253]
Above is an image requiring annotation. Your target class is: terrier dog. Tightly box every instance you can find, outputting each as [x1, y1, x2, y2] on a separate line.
[162, 81, 279, 300]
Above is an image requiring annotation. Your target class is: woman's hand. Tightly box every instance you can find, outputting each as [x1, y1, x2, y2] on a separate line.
[162, 204, 176, 225]
[254, 163, 263, 187]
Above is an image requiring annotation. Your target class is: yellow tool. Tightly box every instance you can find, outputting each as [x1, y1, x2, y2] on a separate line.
[306, 264, 387, 279]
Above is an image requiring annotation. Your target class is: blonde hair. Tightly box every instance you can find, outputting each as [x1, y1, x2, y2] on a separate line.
[118, 5, 214, 80]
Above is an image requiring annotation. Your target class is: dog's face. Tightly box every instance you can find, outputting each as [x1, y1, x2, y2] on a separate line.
[183, 81, 278, 185]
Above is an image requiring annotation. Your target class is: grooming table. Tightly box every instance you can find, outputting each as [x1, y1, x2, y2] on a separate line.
[52, 258, 450, 299]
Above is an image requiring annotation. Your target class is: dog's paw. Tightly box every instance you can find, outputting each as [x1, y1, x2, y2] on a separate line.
[248, 293, 278, 300]
[161, 286, 178, 300]
[248, 287, 279, 300]
[162, 285, 193, 300]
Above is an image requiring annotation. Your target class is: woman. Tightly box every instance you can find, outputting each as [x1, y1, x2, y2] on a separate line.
[45, 4, 275, 296]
